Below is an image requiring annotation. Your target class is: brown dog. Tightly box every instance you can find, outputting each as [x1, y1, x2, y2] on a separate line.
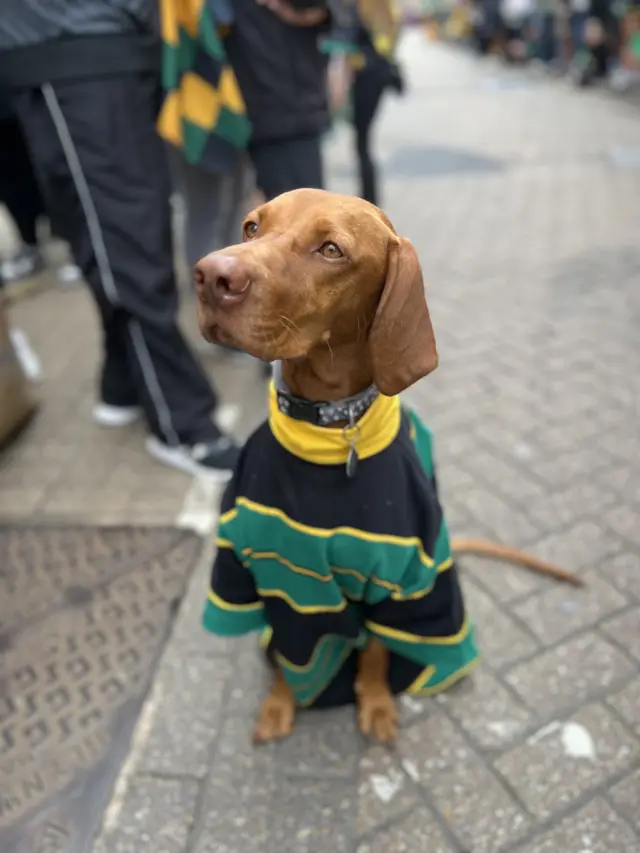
[195, 189, 582, 745]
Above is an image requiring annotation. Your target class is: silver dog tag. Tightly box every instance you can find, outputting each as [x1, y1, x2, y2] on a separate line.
[345, 406, 360, 478]
[346, 444, 359, 479]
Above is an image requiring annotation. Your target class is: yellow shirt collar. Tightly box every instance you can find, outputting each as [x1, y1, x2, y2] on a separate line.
[268, 382, 401, 465]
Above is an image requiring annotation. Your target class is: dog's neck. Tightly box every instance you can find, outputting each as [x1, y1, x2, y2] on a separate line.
[280, 343, 373, 402]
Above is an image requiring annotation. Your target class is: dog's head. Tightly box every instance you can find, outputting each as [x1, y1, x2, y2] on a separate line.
[195, 189, 437, 396]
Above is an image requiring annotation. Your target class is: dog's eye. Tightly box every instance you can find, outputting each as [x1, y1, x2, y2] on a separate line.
[319, 241, 343, 259]
[243, 221, 258, 240]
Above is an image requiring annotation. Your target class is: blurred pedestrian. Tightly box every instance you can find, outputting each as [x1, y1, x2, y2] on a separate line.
[530, 0, 561, 65]
[568, 0, 591, 57]
[339, 0, 406, 206]
[0, 0, 240, 478]
[0, 90, 46, 283]
[0, 90, 82, 287]
[157, 0, 254, 269]
[224, 0, 337, 200]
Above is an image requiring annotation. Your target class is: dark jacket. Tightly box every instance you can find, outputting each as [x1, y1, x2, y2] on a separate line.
[0, 89, 15, 122]
[0, 0, 160, 89]
[224, 0, 348, 144]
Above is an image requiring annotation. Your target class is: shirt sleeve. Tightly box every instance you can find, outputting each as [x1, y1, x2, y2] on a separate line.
[202, 478, 266, 637]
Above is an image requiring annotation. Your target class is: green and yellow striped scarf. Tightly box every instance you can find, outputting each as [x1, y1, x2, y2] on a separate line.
[157, 0, 251, 173]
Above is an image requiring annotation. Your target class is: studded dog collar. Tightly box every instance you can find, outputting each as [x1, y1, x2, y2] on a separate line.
[271, 361, 380, 428]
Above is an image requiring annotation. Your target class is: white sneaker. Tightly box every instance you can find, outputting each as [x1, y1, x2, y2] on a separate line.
[57, 263, 82, 286]
[145, 434, 239, 481]
[92, 402, 143, 427]
[1, 245, 44, 283]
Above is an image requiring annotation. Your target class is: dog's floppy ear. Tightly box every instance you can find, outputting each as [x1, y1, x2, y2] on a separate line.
[369, 237, 438, 397]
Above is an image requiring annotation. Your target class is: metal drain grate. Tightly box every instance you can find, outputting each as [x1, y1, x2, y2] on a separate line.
[0, 525, 202, 853]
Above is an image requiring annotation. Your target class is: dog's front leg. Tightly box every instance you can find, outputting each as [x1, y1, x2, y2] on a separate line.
[356, 636, 398, 744]
[253, 665, 296, 744]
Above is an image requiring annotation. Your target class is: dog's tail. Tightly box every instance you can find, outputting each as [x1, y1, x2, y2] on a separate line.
[450, 538, 584, 587]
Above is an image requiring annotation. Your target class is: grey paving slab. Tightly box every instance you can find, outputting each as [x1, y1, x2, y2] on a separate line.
[494, 703, 640, 820]
[92, 776, 200, 853]
[461, 579, 541, 670]
[134, 654, 233, 778]
[397, 712, 531, 851]
[357, 808, 457, 853]
[514, 797, 639, 853]
[504, 633, 637, 716]
[600, 607, 640, 663]
[357, 746, 420, 836]
[510, 572, 628, 646]
[607, 768, 640, 828]
[435, 667, 537, 750]
[607, 677, 640, 736]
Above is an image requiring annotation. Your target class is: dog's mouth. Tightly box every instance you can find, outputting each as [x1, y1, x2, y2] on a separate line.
[205, 320, 307, 363]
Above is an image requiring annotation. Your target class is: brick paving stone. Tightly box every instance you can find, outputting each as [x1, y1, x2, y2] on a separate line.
[525, 481, 619, 534]
[599, 466, 640, 508]
[92, 775, 200, 853]
[600, 607, 640, 663]
[435, 667, 537, 750]
[524, 446, 620, 490]
[599, 551, 640, 600]
[269, 778, 355, 853]
[504, 632, 637, 716]
[190, 715, 276, 853]
[525, 522, 625, 575]
[462, 579, 540, 670]
[511, 572, 628, 646]
[607, 677, 640, 735]
[514, 797, 639, 853]
[453, 444, 548, 507]
[602, 506, 640, 549]
[607, 768, 640, 828]
[357, 808, 457, 853]
[494, 703, 640, 820]
[460, 553, 543, 603]
[357, 747, 419, 836]
[266, 706, 361, 780]
[397, 712, 530, 852]
[452, 486, 541, 545]
[135, 655, 233, 779]
[397, 691, 434, 728]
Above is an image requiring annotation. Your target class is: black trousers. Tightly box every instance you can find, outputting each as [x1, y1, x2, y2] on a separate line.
[15, 75, 218, 445]
[249, 134, 323, 201]
[0, 113, 46, 246]
[352, 66, 387, 207]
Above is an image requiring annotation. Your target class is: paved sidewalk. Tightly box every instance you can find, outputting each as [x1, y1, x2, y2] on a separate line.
[4, 32, 640, 853]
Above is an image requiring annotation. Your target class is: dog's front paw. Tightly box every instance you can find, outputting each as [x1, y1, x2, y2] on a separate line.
[253, 693, 295, 744]
[357, 688, 398, 744]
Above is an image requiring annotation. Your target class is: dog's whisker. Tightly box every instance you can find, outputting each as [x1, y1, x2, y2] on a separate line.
[279, 315, 303, 346]
[324, 337, 334, 365]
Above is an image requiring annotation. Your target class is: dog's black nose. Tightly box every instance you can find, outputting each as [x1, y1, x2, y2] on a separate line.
[195, 253, 252, 307]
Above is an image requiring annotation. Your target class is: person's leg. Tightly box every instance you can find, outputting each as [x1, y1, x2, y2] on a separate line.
[0, 114, 47, 281]
[352, 67, 386, 207]
[169, 149, 230, 268]
[220, 155, 255, 249]
[570, 11, 588, 53]
[0, 115, 46, 247]
[16, 78, 238, 475]
[249, 135, 323, 201]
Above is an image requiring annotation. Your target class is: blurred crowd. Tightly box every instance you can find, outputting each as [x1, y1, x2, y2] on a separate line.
[0, 0, 405, 475]
[443, 0, 640, 89]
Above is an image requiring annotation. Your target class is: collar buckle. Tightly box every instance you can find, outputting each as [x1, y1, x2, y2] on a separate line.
[276, 391, 325, 426]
